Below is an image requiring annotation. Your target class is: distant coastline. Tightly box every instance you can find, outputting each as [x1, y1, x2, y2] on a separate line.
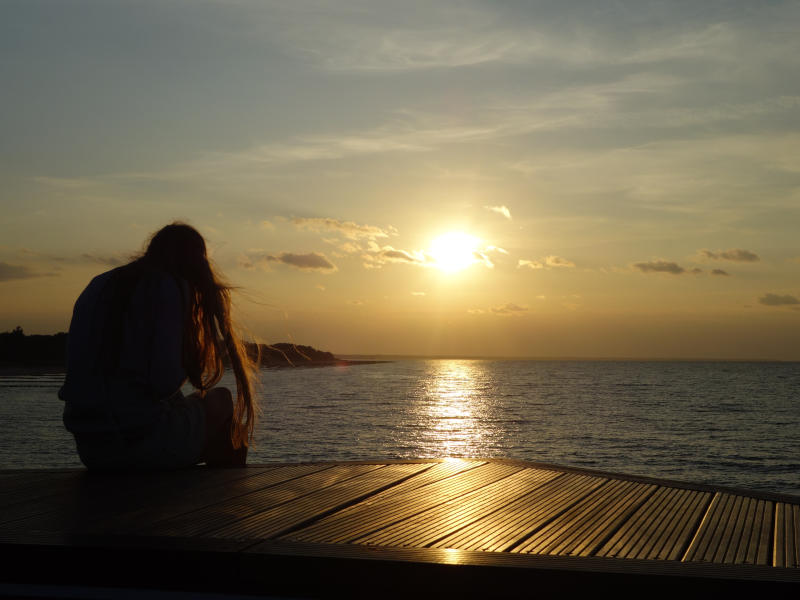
[339, 352, 794, 363]
[251, 342, 385, 368]
[1, 329, 793, 370]
[0, 328, 384, 373]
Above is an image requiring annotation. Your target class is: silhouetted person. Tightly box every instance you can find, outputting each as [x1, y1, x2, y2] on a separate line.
[59, 223, 257, 469]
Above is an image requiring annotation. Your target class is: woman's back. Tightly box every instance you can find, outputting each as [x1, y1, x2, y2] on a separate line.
[60, 265, 186, 436]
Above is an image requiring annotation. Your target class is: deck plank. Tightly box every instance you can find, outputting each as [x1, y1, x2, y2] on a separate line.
[354, 467, 560, 548]
[98, 464, 333, 534]
[149, 463, 388, 537]
[353, 459, 487, 503]
[0, 471, 80, 509]
[683, 492, 776, 566]
[1, 466, 264, 533]
[284, 462, 523, 545]
[755, 498, 773, 566]
[774, 502, 799, 568]
[432, 472, 606, 552]
[512, 479, 656, 556]
[208, 463, 432, 540]
[598, 486, 672, 559]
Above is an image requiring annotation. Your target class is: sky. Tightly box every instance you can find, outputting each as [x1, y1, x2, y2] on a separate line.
[1, 0, 799, 360]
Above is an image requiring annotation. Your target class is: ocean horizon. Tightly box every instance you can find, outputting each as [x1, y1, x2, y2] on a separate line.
[1, 359, 798, 497]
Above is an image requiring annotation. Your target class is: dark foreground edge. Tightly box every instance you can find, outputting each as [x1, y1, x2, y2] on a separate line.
[1, 531, 798, 598]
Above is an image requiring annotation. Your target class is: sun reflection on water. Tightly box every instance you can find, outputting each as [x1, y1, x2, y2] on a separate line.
[416, 360, 496, 457]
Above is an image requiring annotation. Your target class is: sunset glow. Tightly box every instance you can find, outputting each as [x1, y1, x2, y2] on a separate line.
[1, 1, 799, 360]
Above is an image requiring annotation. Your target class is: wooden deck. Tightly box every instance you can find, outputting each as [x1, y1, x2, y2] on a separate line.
[1, 459, 798, 597]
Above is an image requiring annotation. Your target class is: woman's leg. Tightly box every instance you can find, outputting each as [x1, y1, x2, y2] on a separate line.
[201, 387, 247, 467]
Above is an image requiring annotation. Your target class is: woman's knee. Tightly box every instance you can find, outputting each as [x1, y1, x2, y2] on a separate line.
[202, 387, 234, 440]
[203, 387, 233, 420]
[201, 387, 246, 467]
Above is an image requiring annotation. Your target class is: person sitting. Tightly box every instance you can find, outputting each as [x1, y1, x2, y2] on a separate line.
[59, 222, 257, 469]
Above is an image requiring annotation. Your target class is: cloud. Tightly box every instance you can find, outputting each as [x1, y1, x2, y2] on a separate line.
[0, 262, 51, 282]
[362, 245, 432, 269]
[634, 260, 685, 274]
[491, 302, 529, 315]
[348, 299, 365, 306]
[381, 248, 423, 263]
[484, 205, 512, 219]
[274, 252, 336, 271]
[240, 251, 337, 272]
[16, 248, 125, 267]
[80, 253, 125, 267]
[711, 269, 730, 276]
[690, 267, 703, 274]
[759, 293, 799, 307]
[518, 255, 575, 269]
[518, 259, 544, 270]
[292, 217, 394, 241]
[700, 248, 760, 262]
[336, 241, 361, 254]
[545, 255, 575, 268]
[467, 308, 486, 315]
[411, 291, 426, 296]
[281, 2, 766, 73]
[260, 220, 276, 231]
[472, 250, 495, 269]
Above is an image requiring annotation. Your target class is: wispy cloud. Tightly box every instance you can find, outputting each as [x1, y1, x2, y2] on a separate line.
[491, 302, 529, 316]
[292, 217, 395, 241]
[484, 205, 511, 220]
[759, 293, 799, 307]
[518, 255, 575, 269]
[711, 268, 730, 276]
[634, 260, 686, 275]
[240, 251, 337, 272]
[362, 245, 429, 269]
[518, 259, 543, 270]
[80, 253, 125, 267]
[700, 248, 760, 262]
[545, 255, 575, 268]
[380, 248, 424, 263]
[279, 2, 790, 73]
[0, 262, 53, 282]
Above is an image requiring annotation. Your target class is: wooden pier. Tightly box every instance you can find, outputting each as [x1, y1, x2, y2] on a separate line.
[1, 459, 798, 597]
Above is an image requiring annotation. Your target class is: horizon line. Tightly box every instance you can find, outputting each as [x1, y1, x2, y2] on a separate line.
[339, 353, 798, 363]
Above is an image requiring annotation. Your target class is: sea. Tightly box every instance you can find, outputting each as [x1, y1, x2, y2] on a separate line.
[1, 360, 798, 496]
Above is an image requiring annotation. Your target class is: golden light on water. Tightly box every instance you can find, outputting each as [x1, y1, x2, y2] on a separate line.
[428, 231, 481, 273]
[419, 360, 493, 457]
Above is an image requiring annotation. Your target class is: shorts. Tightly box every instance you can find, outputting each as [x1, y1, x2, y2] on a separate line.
[74, 391, 206, 470]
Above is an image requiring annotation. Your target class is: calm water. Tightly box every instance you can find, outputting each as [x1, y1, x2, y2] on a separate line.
[1, 360, 798, 496]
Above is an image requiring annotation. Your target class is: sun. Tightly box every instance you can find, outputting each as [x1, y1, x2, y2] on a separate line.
[429, 231, 481, 273]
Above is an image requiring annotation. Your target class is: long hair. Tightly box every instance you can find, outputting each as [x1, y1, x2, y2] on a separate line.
[141, 222, 257, 449]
